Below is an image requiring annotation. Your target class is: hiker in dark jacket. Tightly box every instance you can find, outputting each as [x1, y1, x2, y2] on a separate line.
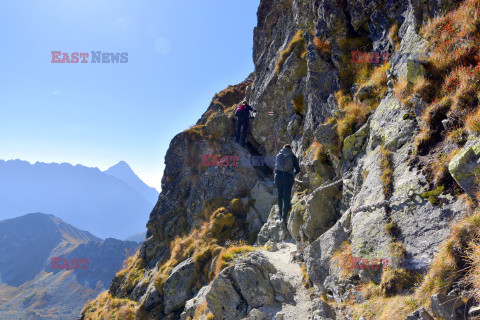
[235, 100, 256, 147]
[275, 144, 300, 223]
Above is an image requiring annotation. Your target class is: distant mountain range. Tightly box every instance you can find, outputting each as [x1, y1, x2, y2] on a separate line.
[0, 213, 139, 320]
[125, 230, 148, 243]
[0, 159, 159, 239]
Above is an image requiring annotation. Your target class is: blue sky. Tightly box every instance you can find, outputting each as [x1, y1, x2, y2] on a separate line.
[0, 0, 260, 190]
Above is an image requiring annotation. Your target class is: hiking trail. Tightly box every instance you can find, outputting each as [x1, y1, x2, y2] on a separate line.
[260, 241, 315, 320]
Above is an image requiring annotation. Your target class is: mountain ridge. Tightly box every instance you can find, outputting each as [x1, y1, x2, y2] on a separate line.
[0, 212, 139, 320]
[0, 159, 157, 239]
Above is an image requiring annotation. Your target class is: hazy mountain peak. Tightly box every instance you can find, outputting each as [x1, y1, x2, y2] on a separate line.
[104, 161, 159, 202]
[109, 160, 131, 170]
[105, 161, 137, 179]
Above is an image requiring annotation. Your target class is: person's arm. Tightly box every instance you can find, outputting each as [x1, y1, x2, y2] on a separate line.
[293, 155, 300, 175]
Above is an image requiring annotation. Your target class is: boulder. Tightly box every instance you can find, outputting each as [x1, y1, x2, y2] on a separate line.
[390, 22, 427, 80]
[430, 293, 465, 320]
[406, 59, 425, 83]
[366, 92, 416, 152]
[449, 137, 480, 201]
[304, 158, 337, 190]
[265, 240, 279, 252]
[244, 309, 268, 320]
[163, 257, 196, 314]
[232, 261, 275, 308]
[204, 114, 232, 139]
[302, 183, 341, 241]
[312, 299, 336, 319]
[205, 252, 277, 320]
[256, 206, 289, 245]
[355, 84, 374, 102]
[469, 305, 480, 316]
[141, 283, 161, 311]
[405, 308, 434, 320]
[343, 120, 370, 166]
[246, 207, 264, 236]
[180, 285, 211, 320]
[251, 182, 277, 223]
[303, 216, 349, 289]
[314, 123, 338, 149]
[206, 268, 247, 320]
[287, 202, 306, 242]
[270, 273, 295, 302]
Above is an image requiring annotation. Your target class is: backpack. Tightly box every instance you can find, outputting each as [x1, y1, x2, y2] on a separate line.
[235, 104, 249, 118]
[276, 153, 294, 172]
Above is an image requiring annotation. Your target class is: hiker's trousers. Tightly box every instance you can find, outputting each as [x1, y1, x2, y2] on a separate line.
[235, 117, 249, 146]
[274, 170, 294, 221]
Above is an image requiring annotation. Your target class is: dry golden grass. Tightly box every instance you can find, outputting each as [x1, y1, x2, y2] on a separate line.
[184, 124, 206, 142]
[380, 267, 416, 297]
[467, 237, 480, 301]
[389, 241, 407, 261]
[305, 141, 332, 165]
[370, 62, 389, 88]
[81, 292, 138, 320]
[275, 30, 306, 76]
[416, 212, 480, 305]
[414, 97, 452, 153]
[314, 37, 330, 55]
[388, 21, 401, 52]
[336, 101, 368, 141]
[350, 292, 419, 320]
[393, 78, 414, 109]
[412, 0, 480, 154]
[292, 93, 305, 114]
[192, 300, 208, 320]
[331, 242, 354, 280]
[379, 146, 394, 199]
[413, 78, 436, 102]
[430, 150, 459, 186]
[349, 212, 480, 318]
[152, 198, 254, 296]
[314, 143, 332, 165]
[213, 244, 256, 276]
[300, 263, 312, 289]
[112, 251, 145, 297]
[329, 60, 389, 153]
[337, 38, 372, 87]
[466, 108, 480, 134]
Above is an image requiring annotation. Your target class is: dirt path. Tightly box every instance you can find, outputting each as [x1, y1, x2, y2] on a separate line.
[261, 241, 314, 320]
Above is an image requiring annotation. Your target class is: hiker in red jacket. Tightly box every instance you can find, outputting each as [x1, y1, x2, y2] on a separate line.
[235, 100, 256, 147]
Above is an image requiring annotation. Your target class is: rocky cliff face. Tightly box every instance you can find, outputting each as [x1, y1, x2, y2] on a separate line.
[80, 0, 480, 319]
